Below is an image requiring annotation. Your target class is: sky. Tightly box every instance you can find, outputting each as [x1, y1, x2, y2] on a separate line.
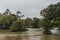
[0, 0, 60, 18]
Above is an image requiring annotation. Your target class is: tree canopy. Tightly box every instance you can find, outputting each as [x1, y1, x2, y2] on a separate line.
[40, 2, 60, 34]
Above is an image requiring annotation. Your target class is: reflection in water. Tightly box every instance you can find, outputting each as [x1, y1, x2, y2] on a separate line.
[4, 35, 40, 40]
[5, 36, 29, 40]
[3, 35, 60, 40]
[40, 35, 60, 40]
[0, 28, 60, 40]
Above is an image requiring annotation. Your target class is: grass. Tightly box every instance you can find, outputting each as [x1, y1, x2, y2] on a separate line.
[0, 30, 27, 34]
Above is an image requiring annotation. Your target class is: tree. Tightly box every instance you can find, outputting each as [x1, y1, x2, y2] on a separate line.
[3, 9, 11, 15]
[0, 9, 28, 32]
[10, 20, 27, 32]
[24, 17, 32, 28]
[16, 11, 21, 20]
[16, 11, 25, 20]
[40, 2, 60, 34]
[0, 9, 17, 30]
[32, 17, 40, 28]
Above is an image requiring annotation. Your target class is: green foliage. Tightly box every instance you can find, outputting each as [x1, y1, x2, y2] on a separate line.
[40, 2, 60, 34]
[0, 8, 40, 32]
[10, 20, 21, 31]
[0, 9, 27, 32]
[40, 2, 60, 28]
[32, 17, 40, 28]
[16, 11, 24, 20]
[10, 20, 27, 32]
[24, 17, 32, 28]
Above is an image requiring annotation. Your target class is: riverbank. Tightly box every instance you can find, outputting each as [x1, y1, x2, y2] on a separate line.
[0, 30, 28, 34]
[0, 28, 43, 37]
[0, 28, 60, 36]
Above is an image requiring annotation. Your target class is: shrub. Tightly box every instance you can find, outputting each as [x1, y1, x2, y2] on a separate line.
[10, 20, 27, 32]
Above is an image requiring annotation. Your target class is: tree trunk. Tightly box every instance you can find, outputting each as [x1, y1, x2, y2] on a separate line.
[43, 29, 51, 34]
[43, 26, 52, 34]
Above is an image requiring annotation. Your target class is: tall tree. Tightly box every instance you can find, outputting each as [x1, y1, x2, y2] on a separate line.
[3, 9, 11, 15]
[40, 2, 60, 34]
[24, 17, 32, 28]
[32, 17, 40, 28]
[16, 11, 21, 20]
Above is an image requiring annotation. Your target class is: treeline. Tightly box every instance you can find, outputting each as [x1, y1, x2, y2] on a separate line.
[1, 2, 60, 33]
[0, 9, 41, 32]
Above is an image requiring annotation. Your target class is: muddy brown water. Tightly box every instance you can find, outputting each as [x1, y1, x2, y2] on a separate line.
[0, 28, 60, 40]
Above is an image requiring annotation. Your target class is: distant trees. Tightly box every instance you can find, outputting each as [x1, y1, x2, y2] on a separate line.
[24, 17, 32, 28]
[0, 9, 41, 32]
[3, 9, 11, 15]
[0, 9, 28, 32]
[23, 17, 41, 28]
[16, 11, 21, 20]
[32, 17, 40, 28]
[16, 11, 24, 20]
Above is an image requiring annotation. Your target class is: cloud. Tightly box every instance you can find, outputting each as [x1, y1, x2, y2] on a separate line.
[0, 0, 60, 18]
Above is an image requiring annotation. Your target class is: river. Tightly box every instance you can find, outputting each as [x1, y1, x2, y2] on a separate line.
[0, 28, 60, 40]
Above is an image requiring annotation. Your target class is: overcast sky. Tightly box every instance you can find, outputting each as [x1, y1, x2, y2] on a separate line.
[0, 0, 60, 18]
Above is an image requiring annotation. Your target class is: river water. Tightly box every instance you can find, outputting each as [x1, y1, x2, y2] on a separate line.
[0, 28, 60, 40]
